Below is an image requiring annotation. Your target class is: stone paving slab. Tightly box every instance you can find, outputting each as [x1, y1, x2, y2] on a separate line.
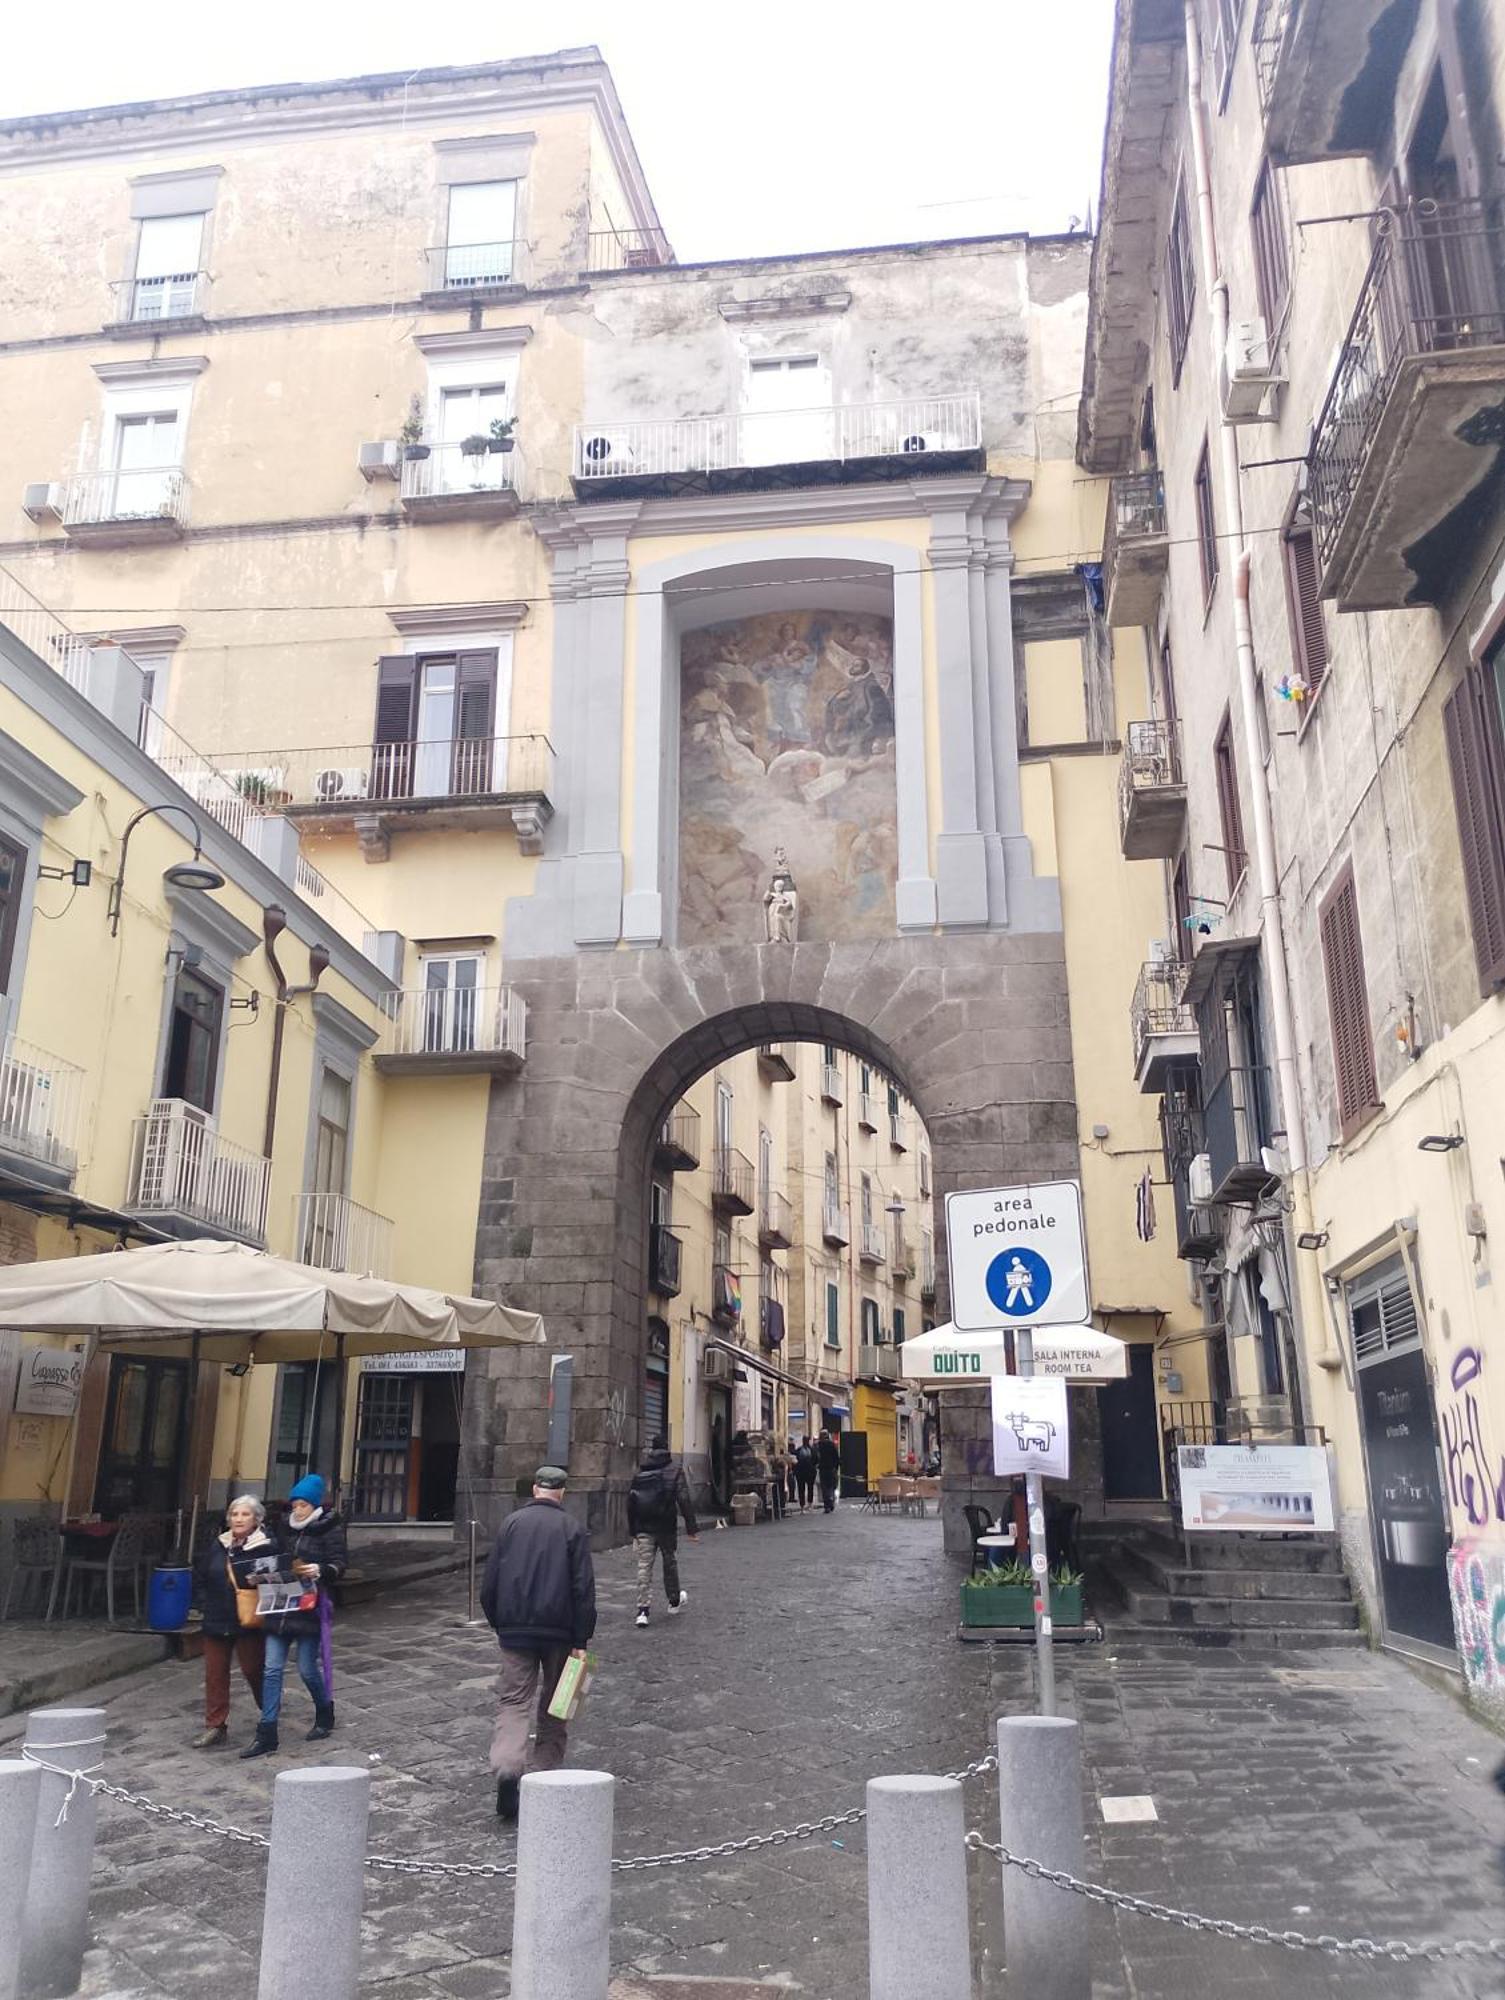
[3, 1507, 1500, 1998]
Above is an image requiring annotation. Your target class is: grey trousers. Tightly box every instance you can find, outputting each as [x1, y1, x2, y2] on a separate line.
[634, 1531, 681, 1608]
[489, 1644, 570, 1779]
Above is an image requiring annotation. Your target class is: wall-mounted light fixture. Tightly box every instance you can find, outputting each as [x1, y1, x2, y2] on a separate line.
[1417, 1132, 1465, 1154]
[107, 803, 226, 936]
[37, 858, 92, 887]
[1296, 1230, 1329, 1251]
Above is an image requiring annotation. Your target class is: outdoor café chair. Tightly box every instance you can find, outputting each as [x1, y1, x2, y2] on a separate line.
[2, 1515, 63, 1620]
[57, 1511, 165, 1624]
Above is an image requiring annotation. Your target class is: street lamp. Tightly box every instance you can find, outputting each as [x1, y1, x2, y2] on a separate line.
[107, 803, 226, 936]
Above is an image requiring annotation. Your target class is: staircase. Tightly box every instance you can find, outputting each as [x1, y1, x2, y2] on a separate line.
[1086, 1521, 1365, 1649]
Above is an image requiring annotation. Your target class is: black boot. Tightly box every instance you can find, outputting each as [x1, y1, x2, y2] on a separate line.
[240, 1722, 278, 1760]
[496, 1776, 520, 1821]
[306, 1704, 335, 1742]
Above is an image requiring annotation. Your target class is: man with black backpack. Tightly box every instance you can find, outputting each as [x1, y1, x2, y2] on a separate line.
[627, 1433, 698, 1628]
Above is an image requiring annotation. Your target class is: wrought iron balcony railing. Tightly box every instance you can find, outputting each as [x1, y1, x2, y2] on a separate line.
[1119, 719, 1187, 861]
[859, 1221, 887, 1264]
[656, 1101, 701, 1171]
[295, 1192, 394, 1276]
[381, 985, 527, 1066]
[583, 227, 674, 271]
[110, 272, 210, 324]
[0, 1037, 84, 1174]
[1131, 957, 1200, 1091]
[712, 1146, 756, 1215]
[63, 467, 188, 532]
[758, 1184, 793, 1247]
[400, 439, 525, 505]
[207, 736, 556, 814]
[424, 241, 524, 291]
[1103, 472, 1170, 626]
[126, 1098, 271, 1243]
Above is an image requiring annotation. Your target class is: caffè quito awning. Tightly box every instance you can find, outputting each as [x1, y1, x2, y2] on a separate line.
[900, 1321, 1127, 1385]
[0, 1238, 544, 1361]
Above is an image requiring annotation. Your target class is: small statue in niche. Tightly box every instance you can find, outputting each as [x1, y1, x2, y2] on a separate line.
[764, 846, 799, 944]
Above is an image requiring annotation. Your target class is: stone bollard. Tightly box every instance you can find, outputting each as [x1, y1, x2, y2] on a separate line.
[866, 1775, 971, 2000]
[0, 1760, 43, 2000]
[19, 1707, 105, 2000]
[256, 1768, 370, 2000]
[996, 1715, 1089, 1999]
[511, 1770, 614, 2000]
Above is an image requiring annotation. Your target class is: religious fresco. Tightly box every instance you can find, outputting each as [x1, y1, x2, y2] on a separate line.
[677, 609, 897, 943]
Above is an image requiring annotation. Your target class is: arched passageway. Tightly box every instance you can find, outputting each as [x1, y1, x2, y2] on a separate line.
[463, 931, 1076, 1547]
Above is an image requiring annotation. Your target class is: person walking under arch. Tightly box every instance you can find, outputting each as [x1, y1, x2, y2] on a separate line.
[481, 1465, 597, 1822]
[628, 1433, 698, 1625]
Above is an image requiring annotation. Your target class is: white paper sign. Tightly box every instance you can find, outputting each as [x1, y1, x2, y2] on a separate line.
[946, 1181, 1089, 1332]
[1176, 1444, 1336, 1533]
[990, 1374, 1070, 1479]
[13, 1341, 86, 1417]
[361, 1349, 466, 1374]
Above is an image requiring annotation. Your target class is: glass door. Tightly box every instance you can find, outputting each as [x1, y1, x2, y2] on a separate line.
[412, 656, 456, 797]
[420, 954, 482, 1053]
[445, 181, 516, 287]
[94, 1356, 190, 1518]
[741, 356, 831, 466]
[272, 1359, 338, 1492]
[438, 383, 510, 492]
[112, 411, 179, 517]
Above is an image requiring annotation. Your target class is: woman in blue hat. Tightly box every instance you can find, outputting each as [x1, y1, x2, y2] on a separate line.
[240, 1473, 348, 1760]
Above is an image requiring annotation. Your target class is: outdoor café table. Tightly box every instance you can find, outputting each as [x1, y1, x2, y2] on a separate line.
[976, 1530, 1017, 1570]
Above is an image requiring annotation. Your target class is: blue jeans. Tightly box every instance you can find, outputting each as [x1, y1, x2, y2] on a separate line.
[260, 1632, 328, 1726]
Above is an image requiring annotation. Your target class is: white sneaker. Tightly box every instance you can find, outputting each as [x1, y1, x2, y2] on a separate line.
[635, 1609, 649, 1627]
[668, 1591, 688, 1615]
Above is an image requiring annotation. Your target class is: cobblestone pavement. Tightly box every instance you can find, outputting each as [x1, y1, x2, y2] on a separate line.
[7, 1505, 1502, 1998]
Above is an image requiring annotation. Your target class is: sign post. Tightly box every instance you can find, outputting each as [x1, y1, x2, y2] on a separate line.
[945, 1180, 1090, 1719]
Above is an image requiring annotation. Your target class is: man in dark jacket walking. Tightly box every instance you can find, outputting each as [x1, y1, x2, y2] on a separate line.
[481, 1464, 597, 1821]
[627, 1434, 698, 1627]
[816, 1428, 841, 1513]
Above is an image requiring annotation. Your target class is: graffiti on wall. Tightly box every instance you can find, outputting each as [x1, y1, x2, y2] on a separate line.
[678, 609, 897, 944]
[1440, 1346, 1505, 1529]
[1447, 1536, 1505, 1694]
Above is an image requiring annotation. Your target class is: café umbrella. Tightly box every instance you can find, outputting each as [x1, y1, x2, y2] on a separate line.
[900, 1320, 1127, 1384]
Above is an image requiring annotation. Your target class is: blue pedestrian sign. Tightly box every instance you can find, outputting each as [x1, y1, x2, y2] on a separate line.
[944, 1180, 1089, 1332]
[986, 1245, 1053, 1317]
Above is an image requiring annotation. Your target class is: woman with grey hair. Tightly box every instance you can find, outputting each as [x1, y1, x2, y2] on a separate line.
[190, 1493, 272, 1748]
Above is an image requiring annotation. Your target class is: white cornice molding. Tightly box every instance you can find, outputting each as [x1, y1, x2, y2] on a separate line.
[719, 291, 852, 322]
[93, 356, 209, 383]
[164, 880, 260, 964]
[75, 623, 186, 651]
[0, 728, 85, 824]
[129, 163, 225, 188]
[311, 989, 381, 1053]
[388, 600, 529, 635]
[414, 327, 533, 355]
[433, 129, 537, 155]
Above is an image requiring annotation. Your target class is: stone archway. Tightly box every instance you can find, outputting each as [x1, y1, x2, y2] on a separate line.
[465, 930, 1076, 1547]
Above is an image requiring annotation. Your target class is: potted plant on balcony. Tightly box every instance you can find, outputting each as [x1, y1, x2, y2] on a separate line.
[488, 415, 516, 455]
[960, 1561, 1084, 1629]
[399, 396, 429, 462]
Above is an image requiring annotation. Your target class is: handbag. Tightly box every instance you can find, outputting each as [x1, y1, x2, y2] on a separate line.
[228, 1554, 263, 1631]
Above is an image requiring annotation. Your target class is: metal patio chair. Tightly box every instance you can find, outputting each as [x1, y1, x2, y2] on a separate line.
[2, 1515, 63, 1620]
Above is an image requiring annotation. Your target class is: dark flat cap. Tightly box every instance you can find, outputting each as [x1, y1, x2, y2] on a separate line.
[534, 1465, 568, 1489]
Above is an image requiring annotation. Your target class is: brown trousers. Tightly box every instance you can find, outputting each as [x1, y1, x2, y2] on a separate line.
[203, 1631, 265, 1729]
[488, 1645, 570, 1780]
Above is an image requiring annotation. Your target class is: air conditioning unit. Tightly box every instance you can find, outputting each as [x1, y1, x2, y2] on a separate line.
[580, 433, 635, 474]
[702, 1345, 734, 1384]
[1188, 1152, 1214, 1205]
[1221, 317, 1285, 424]
[314, 766, 370, 804]
[22, 482, 65, 523]
[358, 441, 401, 482]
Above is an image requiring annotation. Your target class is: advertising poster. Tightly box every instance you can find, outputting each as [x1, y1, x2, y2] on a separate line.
[1176, 1443, 1336, 1533]
[12, 1340, 86, 1417]
[990, 1373, 1070, 1479]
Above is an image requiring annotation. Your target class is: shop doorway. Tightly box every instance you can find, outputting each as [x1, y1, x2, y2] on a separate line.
[1098, 1343, 1163, 1500]
[93, 1355, 190, 1518]
[270, 1359, 339, 1496]
[351, 1363, 463, 1522]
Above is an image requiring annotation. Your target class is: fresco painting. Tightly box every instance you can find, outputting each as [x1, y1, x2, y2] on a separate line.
[678, 609, 897, 943]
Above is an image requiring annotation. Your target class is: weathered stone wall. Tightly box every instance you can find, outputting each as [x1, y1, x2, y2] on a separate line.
[464, 931, 1077, 1549]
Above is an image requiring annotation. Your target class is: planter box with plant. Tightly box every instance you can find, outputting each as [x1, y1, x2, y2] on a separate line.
[960, 1562, 1084, 1628]
[489, 416, 515, 455]
[399, 395, 429, 462]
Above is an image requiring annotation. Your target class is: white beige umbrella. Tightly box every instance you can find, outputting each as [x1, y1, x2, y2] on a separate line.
[0, 1237, 543, 1360]
[900, 1320, 1127, 1384]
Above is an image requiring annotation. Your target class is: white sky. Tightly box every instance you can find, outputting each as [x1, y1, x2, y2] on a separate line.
[3, 0, 1115, 262]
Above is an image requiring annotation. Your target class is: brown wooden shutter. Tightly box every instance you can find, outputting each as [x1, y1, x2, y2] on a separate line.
[455, 649, 497, 740]
[1443, 663, 1505, 994]
[1319, 867, 1379, 1134]
[1284, 524, 1328, 694]
[372, 656, 417, 742]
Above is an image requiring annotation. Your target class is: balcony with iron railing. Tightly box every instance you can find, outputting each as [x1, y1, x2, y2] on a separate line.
[1131, 956, 1200, 1093]
[208, 735, 557, 853]
[859, 1220, 887, 1265]
[857, 1342, 900, 1384]
[759, 1261, 788, 1349]
[822, 1198, 851, 1247]
[757, 1042, 796, 1083]
[295, 1192, 394, 1277]
[712, 1145, 756, 1217]
[1162, 1078, 1221, 1261]
[889, 1110, 910, 1153]
[571, 391, 983, 501]
[399, 439, 525, 519]
[1310, 199, 1505, 610]
[820, 1062, 843, 1106]
[757, 1184, 793, 1249]
[0, 1037, 84, 1179]
[857, 1090, 878, 1132]
[423, 241, 525, 297]
[1252, 0, 1405, 166]
[649, 1224, 684, 1298]
[375, 985, 527, 1077]
[920, 1236, 937, 1301]
[62, 467, 188, 545]
[1102, 471, 1169, 626]
[1203, 1061, 1277, 1205]
[125, 1098, 271, 1244]
[1118, 718, 1186, 862]
[109, 271, 210, 329]
[583, 226, 675, 272]
[655, 1101, 701, 1172]
[891, 1220, 915, 1281]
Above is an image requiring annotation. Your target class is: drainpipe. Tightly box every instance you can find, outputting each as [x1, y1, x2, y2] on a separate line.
[1183, 2, 1307, 1180]
[261, 905, 331, 1161]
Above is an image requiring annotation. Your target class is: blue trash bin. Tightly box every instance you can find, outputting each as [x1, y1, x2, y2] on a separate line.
[147, 1564, 192, 1632]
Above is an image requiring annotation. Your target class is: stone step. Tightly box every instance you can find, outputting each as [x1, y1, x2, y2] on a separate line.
[611, 1982, 801, 1997]
[1135, 1529, 1346, 1575]
[1121, 1585, 1361, 1631]
[1117, 1543, 1353, 1602]
[1103, 1623, 1369, 1652]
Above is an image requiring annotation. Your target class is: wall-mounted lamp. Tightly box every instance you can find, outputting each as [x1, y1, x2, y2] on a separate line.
[1417, 1132, 1466, 1154]
[1296, 1230, 1329, 1251]
[37, 858, 92, 888]
[107, 803, 225, 936]
[226, 1361, 251, 1378]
